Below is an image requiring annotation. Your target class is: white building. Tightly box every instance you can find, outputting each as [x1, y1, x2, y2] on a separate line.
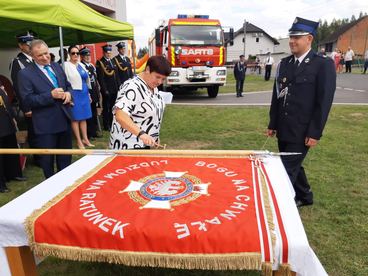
[227, 22, 279, 63]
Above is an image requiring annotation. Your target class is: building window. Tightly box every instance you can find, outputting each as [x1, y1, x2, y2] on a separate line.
[256, 37, 259, 43]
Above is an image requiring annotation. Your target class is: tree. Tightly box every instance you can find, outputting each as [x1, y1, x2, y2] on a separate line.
[137, 47, 149, 58]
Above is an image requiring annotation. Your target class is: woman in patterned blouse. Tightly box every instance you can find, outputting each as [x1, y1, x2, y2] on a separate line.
[109, 56, 171, 149]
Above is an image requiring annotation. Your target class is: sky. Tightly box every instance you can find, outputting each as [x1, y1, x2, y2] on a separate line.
[126, 0, 368, 49]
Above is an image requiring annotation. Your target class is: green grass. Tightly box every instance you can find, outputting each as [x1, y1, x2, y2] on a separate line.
[1, 105, 367, 276]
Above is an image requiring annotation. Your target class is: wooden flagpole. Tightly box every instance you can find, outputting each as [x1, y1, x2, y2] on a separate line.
[0, 148, 269, 157]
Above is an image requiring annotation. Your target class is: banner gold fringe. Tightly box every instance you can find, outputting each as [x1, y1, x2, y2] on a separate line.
[258, 164, 276, 253]
[279, 263, 293, 276]
[30, 243, 262, 270]
[262, 262, 273, 276]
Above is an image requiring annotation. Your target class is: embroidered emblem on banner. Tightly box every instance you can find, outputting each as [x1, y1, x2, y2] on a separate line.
[120, 171, 210, 210]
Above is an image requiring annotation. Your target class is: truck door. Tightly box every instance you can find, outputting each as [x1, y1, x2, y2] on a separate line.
[162, 27, 169, 60]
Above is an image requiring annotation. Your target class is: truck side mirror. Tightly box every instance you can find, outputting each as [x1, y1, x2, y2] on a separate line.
[229, 28, 234, 46]
[155, 29, 161, 47]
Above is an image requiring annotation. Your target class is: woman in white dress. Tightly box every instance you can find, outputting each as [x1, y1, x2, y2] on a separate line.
[109, 56, 171, 149]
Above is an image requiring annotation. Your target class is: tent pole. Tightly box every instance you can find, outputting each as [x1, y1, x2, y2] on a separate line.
[59, 26, 65, 69]
[132, 40, 136, 75]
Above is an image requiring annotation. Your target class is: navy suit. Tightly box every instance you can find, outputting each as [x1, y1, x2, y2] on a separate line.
[18, 62, 73, 178]
[268, 50, 336, 203]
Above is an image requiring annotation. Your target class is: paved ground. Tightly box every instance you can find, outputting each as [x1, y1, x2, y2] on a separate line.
[172, 73, 368, 106]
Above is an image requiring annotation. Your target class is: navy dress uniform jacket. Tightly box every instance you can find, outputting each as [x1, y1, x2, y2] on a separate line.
[17, 62, 73, 135]
[96, 57, 121, 96]
[10, 52, 33, 112]
[233, 61, 246, 81]
[114, 55, 133, 84]
[268, 50, 336, 143]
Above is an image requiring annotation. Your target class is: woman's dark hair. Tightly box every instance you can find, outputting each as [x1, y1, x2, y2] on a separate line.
[68, 45, 79, 54]
[146, 56, 171, 76]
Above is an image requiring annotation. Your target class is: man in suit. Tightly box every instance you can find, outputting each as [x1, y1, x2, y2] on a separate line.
[114, 42, 133, 84]
[18, 39, 73, 179]
[267, 17, 336, 207]
[10, 32, 40, 164]
[96, 44, 121, 131]
[234, 55, 246, 97]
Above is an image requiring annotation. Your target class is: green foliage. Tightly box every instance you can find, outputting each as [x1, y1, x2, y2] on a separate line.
[314, 11, 367, 49]
[137, 47, 149, 58]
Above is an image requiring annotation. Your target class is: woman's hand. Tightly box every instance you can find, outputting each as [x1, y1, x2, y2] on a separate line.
[139, 133, 156, 147]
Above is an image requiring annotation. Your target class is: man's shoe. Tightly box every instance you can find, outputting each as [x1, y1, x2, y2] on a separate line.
[295, 199, 313, 208]
[0, 187, 10, 193]
[240, 94, 244, 97]
[14, 176, 27, 181]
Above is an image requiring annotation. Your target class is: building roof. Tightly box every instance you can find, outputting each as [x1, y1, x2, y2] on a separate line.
[235, 22, 279, 45]
[320, 16, 367, 44]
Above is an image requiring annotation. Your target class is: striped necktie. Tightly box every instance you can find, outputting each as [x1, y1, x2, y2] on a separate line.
[44, 65, 59, 88]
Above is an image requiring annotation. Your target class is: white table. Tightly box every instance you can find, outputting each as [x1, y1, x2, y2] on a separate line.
[0, 154, 327, 276]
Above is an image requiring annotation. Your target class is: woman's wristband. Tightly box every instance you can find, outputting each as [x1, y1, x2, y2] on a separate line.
[137, 130, 146, 139]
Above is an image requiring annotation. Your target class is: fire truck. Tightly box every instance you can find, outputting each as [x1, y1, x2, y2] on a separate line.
[149, 15, 233, 98]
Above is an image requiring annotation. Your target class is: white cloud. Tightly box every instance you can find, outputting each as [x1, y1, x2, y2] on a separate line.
[126, 0, 368, 49]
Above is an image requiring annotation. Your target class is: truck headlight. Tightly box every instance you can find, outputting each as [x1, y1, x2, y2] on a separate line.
[216, 70, 226, 76]
[170, 71, 179, 77]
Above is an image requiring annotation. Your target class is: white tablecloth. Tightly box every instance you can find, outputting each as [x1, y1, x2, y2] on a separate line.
[0, 155, 327, 276]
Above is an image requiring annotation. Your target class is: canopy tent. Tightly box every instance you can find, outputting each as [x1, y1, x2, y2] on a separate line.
[0, 0, 134, 48]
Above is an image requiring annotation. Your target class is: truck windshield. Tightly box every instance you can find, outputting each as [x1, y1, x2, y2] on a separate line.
[170, 25, 223, 46]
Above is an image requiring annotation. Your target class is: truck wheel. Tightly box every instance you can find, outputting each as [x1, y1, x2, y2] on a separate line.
[207, 85, 219, 98]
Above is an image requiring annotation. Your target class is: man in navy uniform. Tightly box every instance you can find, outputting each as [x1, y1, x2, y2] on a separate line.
[10, 31, 40, 165]
[80, 47, 101, 139]
[267, 17, 336, 207]
[114, 42, 133, 85]
[234, 54, 246, 97]
[96, 44, 121, 131]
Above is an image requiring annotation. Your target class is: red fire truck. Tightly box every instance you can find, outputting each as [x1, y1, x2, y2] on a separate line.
[149, 15, 233, 98]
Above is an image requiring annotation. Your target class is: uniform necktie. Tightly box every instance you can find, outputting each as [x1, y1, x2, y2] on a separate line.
[44, 65, 59, 88]
[293, 59, 300, 71]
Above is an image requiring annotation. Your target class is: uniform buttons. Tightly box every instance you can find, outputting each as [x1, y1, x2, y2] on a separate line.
[286, 103, 289, 106]
[289, 83, 292, 87]
[285, 112, 288, 115]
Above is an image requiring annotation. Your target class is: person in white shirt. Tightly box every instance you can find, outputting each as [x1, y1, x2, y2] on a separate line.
[344, 46, 354, 73]
[264, 52, 274, 81]
[110, 56, 171, 149]
[64, 45, 93, 149]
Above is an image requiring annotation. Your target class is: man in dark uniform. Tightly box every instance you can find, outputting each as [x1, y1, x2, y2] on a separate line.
[267, 17, 336, 207]
[96, 44, 121, 131]
[234, 54, 246, 97]
[114, 42, 133, 84]
[10, 31, 39, 165]
[0, 84, 26, 192]
[80, 47, 101, 139]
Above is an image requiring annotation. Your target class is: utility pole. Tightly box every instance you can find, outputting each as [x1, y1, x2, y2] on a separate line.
[243, 19, 247, 57]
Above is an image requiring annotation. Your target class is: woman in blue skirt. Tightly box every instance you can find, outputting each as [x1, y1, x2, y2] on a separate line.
[64, 46, 93, 149]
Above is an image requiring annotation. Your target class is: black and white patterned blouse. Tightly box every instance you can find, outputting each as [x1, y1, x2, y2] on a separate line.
[109, 76, 165, 149]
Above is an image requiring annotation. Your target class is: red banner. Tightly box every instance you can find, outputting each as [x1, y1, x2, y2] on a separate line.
[27, 156, 276, 270]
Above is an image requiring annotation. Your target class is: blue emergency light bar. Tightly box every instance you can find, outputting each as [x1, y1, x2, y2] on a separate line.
[177, 14, 209, 19]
